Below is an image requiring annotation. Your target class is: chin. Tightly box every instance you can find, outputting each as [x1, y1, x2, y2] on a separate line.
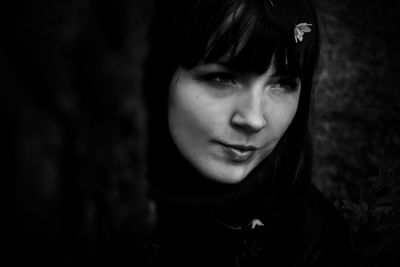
[202, 165, 249, 184]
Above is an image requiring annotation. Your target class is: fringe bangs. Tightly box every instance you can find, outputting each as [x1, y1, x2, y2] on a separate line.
[178, 0, 318, 78]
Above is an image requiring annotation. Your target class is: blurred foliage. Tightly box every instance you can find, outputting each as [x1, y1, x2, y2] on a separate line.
[337, 163, 400, 266]
[311, 0, 400, 265]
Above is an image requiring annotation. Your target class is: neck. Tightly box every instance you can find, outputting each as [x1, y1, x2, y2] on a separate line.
[148, 131, 278, 224]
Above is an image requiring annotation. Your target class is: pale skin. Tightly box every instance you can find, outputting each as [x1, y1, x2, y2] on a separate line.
[168, 60, 300, 184]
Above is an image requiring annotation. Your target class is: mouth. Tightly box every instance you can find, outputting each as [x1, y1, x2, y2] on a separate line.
[216, 141, 257, 163]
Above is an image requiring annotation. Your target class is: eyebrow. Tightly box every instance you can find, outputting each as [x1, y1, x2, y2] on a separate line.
[195, 62, 227, 70]
[194, 62, 300, 82]
[269, 66, 300, 80]
[270, 73, 299, 79]
[193, 62, 240, 75]
[268, 74, 300, 84]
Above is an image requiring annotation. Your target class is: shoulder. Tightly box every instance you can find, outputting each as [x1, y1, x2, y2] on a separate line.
[295, 185, 351, 266]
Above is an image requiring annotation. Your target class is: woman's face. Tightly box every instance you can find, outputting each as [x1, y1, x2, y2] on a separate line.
[168, 61, 300, 184]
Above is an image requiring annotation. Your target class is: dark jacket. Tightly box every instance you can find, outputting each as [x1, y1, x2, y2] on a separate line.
[148, 185, 350, 267]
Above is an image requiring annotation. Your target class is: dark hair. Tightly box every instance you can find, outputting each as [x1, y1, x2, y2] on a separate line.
[145, 0, 320, 214]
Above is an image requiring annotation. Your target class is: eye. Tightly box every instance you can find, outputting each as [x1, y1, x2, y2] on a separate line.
[201, 72, 237, 88]
[270, 78, 299, 94]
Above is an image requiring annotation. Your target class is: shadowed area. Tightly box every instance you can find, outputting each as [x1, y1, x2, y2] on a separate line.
[312, 0, 400, 266]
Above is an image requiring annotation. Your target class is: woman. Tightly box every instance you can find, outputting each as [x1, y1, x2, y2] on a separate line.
[145, 0, 350, 266]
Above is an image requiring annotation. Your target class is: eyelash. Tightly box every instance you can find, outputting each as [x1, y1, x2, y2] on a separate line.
[201, 72, 237, 88]
[270, 78, 299, 94]
[200, 72, 299, 93]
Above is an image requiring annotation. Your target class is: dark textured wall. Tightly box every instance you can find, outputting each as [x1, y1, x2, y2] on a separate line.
[312, 0, 400, 266]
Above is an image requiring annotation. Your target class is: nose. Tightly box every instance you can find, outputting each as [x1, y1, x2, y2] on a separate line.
[231, 87, 267, 134]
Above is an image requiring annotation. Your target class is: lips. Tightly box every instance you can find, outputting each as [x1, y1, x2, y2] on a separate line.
[217, 142, 257, 162]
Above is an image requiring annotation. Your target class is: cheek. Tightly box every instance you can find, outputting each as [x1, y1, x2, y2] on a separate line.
[169, 90, 199, 141]
[168, 78, 222, 149]
[170, 93, 208, 136]
[169, 81, 233, 139]
[267, 95, 300, 138]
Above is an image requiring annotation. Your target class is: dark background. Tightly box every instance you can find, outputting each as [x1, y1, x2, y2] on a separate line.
[312, 0, 400, 266]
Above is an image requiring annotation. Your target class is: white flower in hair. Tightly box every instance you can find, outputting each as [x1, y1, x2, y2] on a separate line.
[249, 218, 264, 229]
[294, 22, 312, 43]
